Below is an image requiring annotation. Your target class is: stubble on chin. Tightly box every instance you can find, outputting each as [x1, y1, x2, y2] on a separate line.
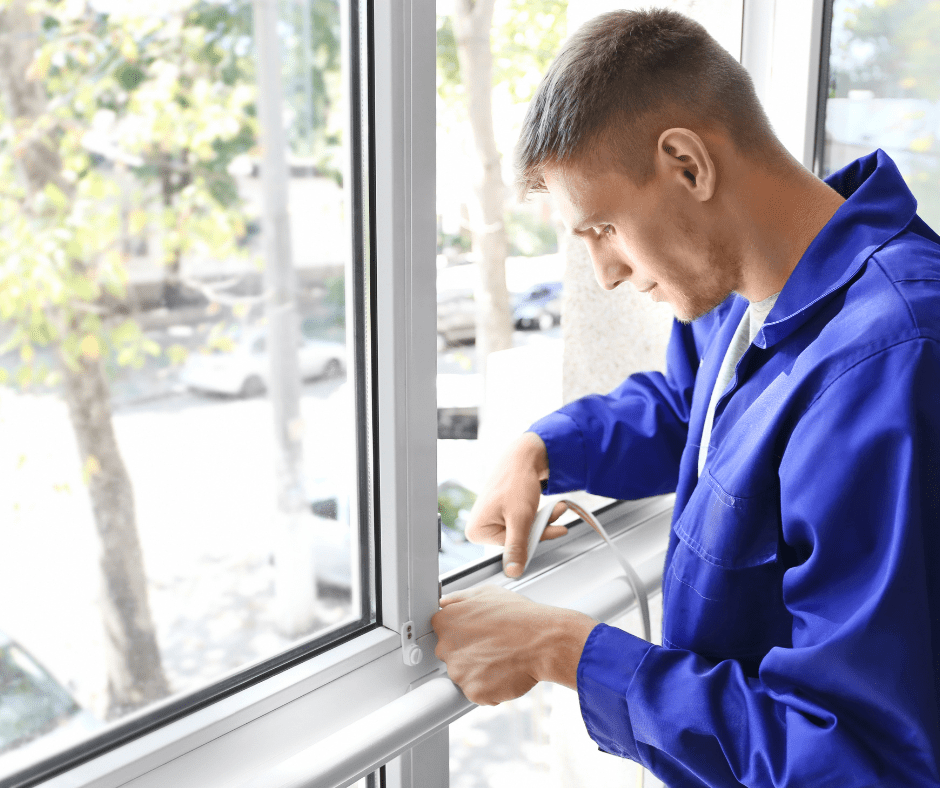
[675, 293, 730, 325]
[674, 235, 740, 325]
[669, 281, 733, 325]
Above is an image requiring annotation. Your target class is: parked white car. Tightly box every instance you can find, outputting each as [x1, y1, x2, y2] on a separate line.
[0, 631, 101, 780]
[181, 327, 346, 397]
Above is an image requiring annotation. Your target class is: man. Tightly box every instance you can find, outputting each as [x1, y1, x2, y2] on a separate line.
[431, 8, 940, 787]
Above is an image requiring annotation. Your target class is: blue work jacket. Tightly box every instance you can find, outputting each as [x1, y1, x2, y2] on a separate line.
[530, 150, 940, 787]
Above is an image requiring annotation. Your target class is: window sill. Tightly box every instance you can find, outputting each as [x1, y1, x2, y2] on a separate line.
[42, 495, 672, 788]
[240, 495, 675, 788]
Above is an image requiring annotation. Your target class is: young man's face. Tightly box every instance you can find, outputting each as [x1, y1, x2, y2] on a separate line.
[544, 158, 740, 323]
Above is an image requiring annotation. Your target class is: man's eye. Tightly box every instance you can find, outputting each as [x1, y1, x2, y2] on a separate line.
[601, 224, 614, 235]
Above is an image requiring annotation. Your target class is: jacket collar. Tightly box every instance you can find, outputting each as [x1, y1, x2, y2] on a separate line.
[754, 149, 918, 349]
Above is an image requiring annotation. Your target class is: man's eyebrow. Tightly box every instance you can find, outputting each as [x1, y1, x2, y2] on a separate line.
[571, 214, 604, 234]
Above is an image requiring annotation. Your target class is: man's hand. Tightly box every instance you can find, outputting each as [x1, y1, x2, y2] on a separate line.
[464, 432, 569, 578]
[431, 585, 598, 706]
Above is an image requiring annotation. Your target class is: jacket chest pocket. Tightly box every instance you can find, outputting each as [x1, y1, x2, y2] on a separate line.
[665, 472, 789, 662]
[674, 472, 780, 573]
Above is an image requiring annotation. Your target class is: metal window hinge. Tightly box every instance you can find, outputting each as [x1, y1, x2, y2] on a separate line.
[400, 621, 423, 666]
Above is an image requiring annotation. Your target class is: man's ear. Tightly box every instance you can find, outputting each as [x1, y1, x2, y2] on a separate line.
[656, 128, 716, 202]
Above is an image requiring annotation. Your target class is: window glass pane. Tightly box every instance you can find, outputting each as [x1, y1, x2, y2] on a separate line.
[0, 0, 374, 780]
[820, 0, 940, 227]
[438, 0, 739, 780]
[435, 0, 742, 576]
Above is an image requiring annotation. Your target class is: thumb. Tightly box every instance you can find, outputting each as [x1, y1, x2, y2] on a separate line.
[438, 592, 464, 607]
[502, 512, 530, 579]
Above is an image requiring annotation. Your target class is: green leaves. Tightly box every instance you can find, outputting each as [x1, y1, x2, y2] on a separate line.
[0, 0, 277, 389]
[114, 62, 147, 91]
[42, 183, 69, 212]
[436, 15, 462, 104]
[436, 0, 567, 105]
[492, 0, 566, 102]
[835, 0, 940, 101]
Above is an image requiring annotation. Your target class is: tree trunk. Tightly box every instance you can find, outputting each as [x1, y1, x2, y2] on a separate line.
[0, 0, 169, 717]
[60, 354, 170, 715]
[453, 0, 514, 376]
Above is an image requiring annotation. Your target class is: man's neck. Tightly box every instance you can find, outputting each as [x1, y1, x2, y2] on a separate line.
[728, 158, 846, 302]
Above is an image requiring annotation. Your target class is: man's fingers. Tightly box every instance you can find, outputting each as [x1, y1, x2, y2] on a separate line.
[548, 500, 568, 522]
[538, 502, 569, 540]
[464, 518, 506, 546]
[542, 524, 569, 540]
[439, 586, 492, 607]
[502, 514, 530, 578]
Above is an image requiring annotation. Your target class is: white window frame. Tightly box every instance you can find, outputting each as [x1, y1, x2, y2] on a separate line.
[741, 0, 828, 169]
[17, 2, 834, 787]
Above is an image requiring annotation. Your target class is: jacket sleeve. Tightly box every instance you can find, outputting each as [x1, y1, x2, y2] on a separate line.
[529, 316, 703, 500]
[575, 341, 940, 787]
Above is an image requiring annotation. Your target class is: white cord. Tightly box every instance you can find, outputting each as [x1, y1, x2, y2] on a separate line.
[536, 500, 652, 788]
[559, 500, 652, 643]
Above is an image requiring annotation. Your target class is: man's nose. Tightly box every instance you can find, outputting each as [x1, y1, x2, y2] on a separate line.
[587, 246, 631, 291]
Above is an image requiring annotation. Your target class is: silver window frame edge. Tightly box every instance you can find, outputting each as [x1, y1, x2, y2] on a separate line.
[37, 629, 401, 788]
[742, 0, 826, 169]
[373, 0, 439, 639]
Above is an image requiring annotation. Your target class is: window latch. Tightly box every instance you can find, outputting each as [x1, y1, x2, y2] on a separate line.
[400, 621, 423, 666]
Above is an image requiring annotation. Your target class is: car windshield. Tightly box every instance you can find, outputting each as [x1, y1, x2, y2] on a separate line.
[0, 644, 78, 754]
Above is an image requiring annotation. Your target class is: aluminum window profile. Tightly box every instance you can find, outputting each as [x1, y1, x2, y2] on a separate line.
[371, 0, 440, 647]
[10, 0, 402, 785]
[36, 629, 403, 788]
[811, 0, 836, 178]
[17, 2, 441, 785]
[235, 496, 675, 788]
[742, 0, 827, 169]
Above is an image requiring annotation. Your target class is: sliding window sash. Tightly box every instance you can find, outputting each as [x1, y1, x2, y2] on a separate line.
[31, 1, 443, 785]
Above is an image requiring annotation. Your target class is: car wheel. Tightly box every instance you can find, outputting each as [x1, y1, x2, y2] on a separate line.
[323, 358, 343, 378]
[241, 375, 266, 397]
[537, 311, 555, 331]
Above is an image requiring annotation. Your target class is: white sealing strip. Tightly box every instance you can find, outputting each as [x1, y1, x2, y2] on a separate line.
[524, 498, 652, 642]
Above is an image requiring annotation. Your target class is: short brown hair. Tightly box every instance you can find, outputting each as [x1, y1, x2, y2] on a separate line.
[514, 9, 778, 198]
